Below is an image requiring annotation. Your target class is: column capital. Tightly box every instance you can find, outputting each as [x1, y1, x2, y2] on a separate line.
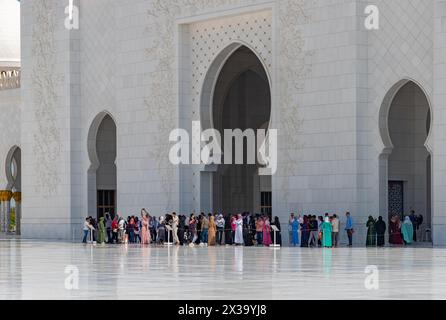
[12, 192, 21, 203]
[0, 190, 13, 202]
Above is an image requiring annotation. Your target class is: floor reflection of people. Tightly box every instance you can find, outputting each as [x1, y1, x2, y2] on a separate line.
[233, 246, 243, 272]
[168, 245, 179, 273]
[322, 248, 332, 277]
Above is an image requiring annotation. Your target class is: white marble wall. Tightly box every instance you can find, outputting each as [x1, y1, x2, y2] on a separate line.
[11, 0, 446, 245]
[0, 88, 21, 189]
[20, 0, 81, 240]
[431, 0, 446, 245]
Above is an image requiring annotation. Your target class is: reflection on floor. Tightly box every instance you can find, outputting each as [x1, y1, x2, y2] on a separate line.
[0, 239, 445, 300]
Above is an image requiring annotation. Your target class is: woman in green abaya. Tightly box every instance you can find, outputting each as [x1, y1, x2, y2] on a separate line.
[366, 216, 377, 247]
[321, 217, 332, 248]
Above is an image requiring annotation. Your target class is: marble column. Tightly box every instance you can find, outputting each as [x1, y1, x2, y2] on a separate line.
[0, 190, 13, 233]
[12, 192, 21, 235]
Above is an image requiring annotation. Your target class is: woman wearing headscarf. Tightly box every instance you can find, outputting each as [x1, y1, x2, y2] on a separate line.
[389, 215, 403, 245]
[188, 214, 198, 246]
[157, 216, 166, 245]
[105, 213, 112, 243]
[402, 216, 414, 245]
[291, 217, 300, 246]
[234, 214, 244, 245]
[208, 215, 217, 246]
[141, 211, 150, 245]
[321, 216, 333, 248]
[300, 215, 310, 247]
[366, 216, 377, 247]
[97, 216, 106, 244]
[243, 213, 254, 247]
[150, 215, 158, 243]
[224, 213, 232, 245]
[375, 216, 386, 247]
[231, 215, 237, 244]
[255, 216, 264, 245]
[262, 216, 272, 246]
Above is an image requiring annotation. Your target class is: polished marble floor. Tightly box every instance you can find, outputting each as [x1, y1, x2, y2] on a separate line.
[0, 239, 445, 300]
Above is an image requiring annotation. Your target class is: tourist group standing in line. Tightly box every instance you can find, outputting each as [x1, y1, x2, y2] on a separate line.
[287, 212, 354, 248]
[82, 210, 282, 247]
[365, 210, 423, 247]
[82, 209, 424, 247]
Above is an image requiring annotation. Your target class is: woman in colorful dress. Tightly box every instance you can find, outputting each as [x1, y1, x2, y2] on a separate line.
[389, 215, 403, 245]
[291, 217, 300, 246]
[402, 216, 414, 245]
[262, 216, 272, 246]
[231, 215, 237, 245]
[141, 210, 150, 245]
[208, 215, 217, 246]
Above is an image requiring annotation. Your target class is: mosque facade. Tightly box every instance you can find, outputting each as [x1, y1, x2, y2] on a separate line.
[1, 0, 446, 245]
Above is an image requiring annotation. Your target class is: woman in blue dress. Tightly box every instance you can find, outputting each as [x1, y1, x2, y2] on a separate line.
[291, 217, 300, 246]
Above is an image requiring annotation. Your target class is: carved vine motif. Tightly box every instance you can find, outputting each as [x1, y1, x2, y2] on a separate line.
[277, 0, 314, 204]
[30, 0, 62, 196]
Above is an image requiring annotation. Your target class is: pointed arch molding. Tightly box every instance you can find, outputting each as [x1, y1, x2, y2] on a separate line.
[87, 111, 117, 171]
[186, 9, 273, 130]
[378, 78, 433, 156]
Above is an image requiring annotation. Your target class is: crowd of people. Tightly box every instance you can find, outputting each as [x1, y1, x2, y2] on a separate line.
[81, 209, 424, 247]
[365, 210, 424, 247]
[82, 210, 282, 246]
[287, 212, 354, 248]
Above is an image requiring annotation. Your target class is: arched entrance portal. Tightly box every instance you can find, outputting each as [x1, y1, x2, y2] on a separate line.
[379, 81, 432, 238]
[87, 112, 117, 220]
[206, 45, 272, 216]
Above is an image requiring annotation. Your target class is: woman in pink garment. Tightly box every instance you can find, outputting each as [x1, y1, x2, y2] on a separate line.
[141, 209, 150, 245]
[262, 216, 272, 246]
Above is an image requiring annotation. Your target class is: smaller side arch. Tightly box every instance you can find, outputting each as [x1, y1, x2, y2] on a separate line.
[86, 111, 118, 219]
[87, 111, 117, 171]
[378, 78, 433, 155]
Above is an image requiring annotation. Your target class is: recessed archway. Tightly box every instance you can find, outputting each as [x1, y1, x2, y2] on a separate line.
[200, 44, 272, 215]
[379, 80, 432, 238]
[87, 112, 117, 220]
